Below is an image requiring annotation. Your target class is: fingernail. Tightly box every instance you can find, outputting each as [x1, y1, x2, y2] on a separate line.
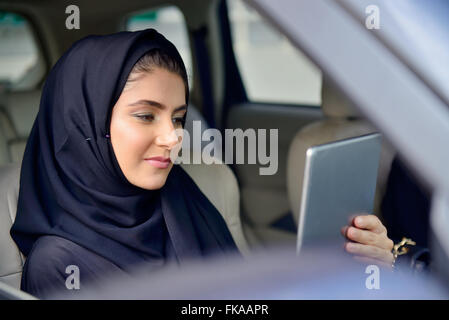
[348, 227, 357, 237]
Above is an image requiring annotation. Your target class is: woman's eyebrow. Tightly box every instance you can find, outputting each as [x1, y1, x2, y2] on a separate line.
[128, 100, 187, 112]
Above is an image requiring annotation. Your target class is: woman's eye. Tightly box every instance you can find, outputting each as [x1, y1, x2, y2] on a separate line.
[134, 114, 155, 122]
[172, 117, 184, 126]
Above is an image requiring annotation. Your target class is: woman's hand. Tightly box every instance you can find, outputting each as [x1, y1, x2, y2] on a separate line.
[341, 214, 394, 268]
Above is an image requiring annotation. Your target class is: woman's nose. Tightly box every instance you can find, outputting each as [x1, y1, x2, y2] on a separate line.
[155, 122, 180, 149]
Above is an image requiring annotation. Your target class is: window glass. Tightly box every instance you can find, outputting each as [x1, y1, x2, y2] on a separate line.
[0, 11, 45, 90]
[126, 6, 193, 89]
[228, 0, 322, 105]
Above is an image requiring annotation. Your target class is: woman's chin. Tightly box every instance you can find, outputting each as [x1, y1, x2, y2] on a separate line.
[133, 178, 167, 190]
[130, 168, 172, 190]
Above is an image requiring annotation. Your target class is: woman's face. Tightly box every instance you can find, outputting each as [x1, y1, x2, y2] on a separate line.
[110, 67, 186, 190]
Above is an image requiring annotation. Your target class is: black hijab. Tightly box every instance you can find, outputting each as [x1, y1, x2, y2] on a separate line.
[10, 29, 238, 271]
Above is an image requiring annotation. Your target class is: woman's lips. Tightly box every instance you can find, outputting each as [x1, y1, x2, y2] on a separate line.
[144, 157, 171, 169]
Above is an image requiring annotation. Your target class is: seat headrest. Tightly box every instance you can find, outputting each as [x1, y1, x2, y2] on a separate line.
[321, 78, 359, 118]
[5, 90, 41, 137]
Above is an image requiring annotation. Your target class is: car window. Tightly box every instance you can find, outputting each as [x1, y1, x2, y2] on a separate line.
[227, 0, 322, 106]
[0, 11, 46, 91]
[125, 6, 193, 89]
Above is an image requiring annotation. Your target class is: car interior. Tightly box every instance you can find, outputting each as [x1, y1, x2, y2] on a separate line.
[0, 0, 398, 297]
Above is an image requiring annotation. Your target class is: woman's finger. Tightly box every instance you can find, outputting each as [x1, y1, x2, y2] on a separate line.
[340, 226, 349, 238]
[346, 226, 393, 250]
[344, 242, 394, 265]
[353, 215, 386, 234]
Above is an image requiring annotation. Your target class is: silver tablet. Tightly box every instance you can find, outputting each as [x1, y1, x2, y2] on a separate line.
[296, 133, 382, 254]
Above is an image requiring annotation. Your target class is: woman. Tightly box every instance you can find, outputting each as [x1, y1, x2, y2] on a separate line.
[10, 29, 393, 299]
[10, 29, 238, 298]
